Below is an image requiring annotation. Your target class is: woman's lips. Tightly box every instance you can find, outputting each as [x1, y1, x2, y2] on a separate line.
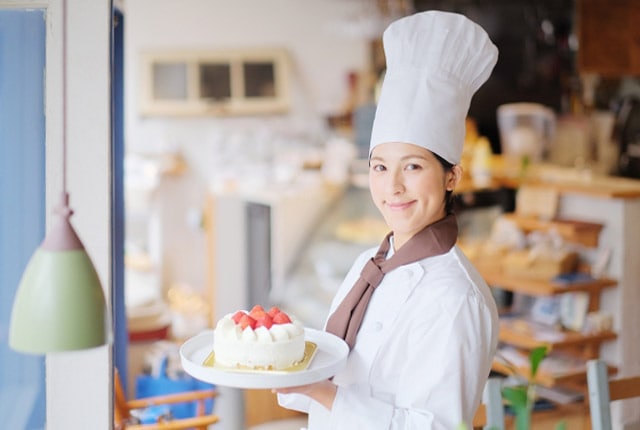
[386, 200, 415, 210]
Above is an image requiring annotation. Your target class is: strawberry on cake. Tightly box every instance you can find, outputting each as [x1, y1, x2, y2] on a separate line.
[213, 305, 305, 370]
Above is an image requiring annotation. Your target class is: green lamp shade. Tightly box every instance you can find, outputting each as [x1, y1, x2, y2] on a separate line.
[9, 246, 109, 354]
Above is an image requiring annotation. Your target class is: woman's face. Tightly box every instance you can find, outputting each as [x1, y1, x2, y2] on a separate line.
[369, 142, 460, 249]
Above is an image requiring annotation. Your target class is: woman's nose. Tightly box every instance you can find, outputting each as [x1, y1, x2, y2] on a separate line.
[389, 170, 404, 194]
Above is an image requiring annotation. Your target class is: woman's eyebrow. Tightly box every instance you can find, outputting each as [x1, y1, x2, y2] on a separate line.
[401, 154, 428, 161]
[371, 153, 427, 162]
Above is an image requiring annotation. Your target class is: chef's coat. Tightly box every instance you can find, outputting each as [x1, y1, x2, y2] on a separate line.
[279, 244, 499, 429]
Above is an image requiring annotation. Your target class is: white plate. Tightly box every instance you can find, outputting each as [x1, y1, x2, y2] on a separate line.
[180, 328, 348, 389]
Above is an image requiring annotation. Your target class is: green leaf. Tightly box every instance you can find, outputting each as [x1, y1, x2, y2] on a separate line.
[529, 346, 548, 379]
[502, 386, 527, 409]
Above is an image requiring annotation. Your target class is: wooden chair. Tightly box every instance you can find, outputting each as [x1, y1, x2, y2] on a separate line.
[114, 368, 220, 430]
[587, 359, 640, 430]
[472, 377, 505, 430]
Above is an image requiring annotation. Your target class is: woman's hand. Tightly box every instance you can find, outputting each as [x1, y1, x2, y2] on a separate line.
[274, 379, 337, 411]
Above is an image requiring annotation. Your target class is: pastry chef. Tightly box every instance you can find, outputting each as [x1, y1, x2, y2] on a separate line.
[276, 10, 500, 429]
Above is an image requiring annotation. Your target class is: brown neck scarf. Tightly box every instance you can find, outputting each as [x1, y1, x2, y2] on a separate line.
[325, 214, 458, 349]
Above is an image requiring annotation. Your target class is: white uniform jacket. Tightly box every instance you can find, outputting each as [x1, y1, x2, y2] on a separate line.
[279, 244, 499, 429]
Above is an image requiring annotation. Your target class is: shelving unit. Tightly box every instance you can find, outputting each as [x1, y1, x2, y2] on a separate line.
[459, 163, 640, 426]
[475, 212, 618, 404]
[488, 281, 618, 391]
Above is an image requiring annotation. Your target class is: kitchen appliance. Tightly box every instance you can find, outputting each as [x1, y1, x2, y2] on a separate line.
[612, 96, 640, 178]
[497, 103, 556, 162]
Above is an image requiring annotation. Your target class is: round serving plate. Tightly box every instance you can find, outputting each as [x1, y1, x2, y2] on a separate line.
[180, 328, 348, 389]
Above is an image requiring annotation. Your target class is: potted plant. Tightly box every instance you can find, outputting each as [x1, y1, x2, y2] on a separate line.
[459, 346, 566, 430]
[502, 346, 566, 430]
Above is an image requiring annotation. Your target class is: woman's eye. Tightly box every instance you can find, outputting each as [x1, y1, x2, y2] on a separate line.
[372, 164, 386, 172]
[405, 163, 421, 171]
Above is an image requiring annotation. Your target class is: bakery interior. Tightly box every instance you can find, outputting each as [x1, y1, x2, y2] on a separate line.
[2, 0, 640, 429]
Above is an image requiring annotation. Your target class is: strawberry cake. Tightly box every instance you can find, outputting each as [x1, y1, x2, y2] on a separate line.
[213, 305, 305, 370]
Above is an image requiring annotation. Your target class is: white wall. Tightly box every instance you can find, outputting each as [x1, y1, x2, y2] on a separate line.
[42, 0, 113, 428]
[122, 0, 374, 293]
[123, 0, 372, 155]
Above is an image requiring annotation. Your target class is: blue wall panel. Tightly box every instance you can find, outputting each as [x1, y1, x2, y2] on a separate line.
[0, 9, 47, 429]
[113, 7, 128, 392]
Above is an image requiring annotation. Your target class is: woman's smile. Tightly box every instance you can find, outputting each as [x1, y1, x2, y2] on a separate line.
[385, 200, 415, 210]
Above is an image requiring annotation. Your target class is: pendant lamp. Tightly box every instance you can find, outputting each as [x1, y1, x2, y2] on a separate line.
[9, 0, 109, 354]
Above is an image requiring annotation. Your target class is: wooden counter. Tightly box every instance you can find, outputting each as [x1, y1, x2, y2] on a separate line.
[457, 158, 640, 199]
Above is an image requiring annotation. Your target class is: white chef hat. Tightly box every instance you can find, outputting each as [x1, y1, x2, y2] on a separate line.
[369, 11, 498, 164]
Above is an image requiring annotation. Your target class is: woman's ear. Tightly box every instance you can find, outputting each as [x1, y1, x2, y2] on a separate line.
[446, 165, 463, 191]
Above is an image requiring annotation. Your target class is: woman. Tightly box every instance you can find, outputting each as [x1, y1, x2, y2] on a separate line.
[277, 11, 499, 429]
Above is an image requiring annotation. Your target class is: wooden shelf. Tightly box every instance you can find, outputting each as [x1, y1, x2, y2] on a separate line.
[499, 323, 617, 351]
[480, 269, 617, 297]
[500, 213, 603, 248]
[493, 357, 617, 390]
[506, 402, 590, 430]
[492, 359, 587, 388]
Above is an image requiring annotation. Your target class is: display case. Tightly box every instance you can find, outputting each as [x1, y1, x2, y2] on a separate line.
[275, 184, 387, 330]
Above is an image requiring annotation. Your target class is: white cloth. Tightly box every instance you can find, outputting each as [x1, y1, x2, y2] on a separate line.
[369, 11, 498, 164]
[278, 245, 499, 429]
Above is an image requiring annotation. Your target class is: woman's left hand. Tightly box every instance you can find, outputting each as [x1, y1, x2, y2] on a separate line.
[274, 380, 337, 411]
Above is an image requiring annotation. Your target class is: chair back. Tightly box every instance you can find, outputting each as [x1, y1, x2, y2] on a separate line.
[587, 359, 640, 430]
[113, 366, 219, 430]
[114, 368, 132, 429]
